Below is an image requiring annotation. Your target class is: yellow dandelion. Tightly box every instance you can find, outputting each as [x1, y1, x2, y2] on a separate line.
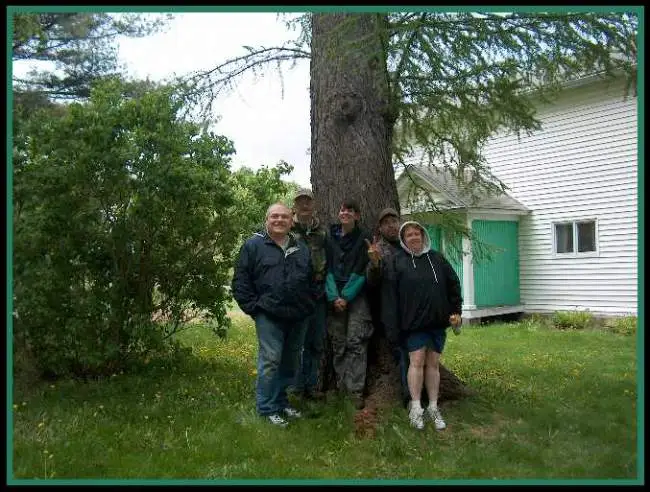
[13, 404, 18, 410]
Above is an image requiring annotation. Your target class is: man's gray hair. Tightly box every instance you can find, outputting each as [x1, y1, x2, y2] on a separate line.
[265, 202, 292, 220]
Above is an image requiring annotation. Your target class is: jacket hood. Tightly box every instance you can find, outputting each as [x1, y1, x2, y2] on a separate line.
[399, 221, 431, 257]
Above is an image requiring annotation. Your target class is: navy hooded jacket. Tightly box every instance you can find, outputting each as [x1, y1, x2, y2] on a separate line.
[232, 231, 317, 321]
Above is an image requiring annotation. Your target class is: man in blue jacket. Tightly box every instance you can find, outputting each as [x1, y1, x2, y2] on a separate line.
[232, 202, 316, 427]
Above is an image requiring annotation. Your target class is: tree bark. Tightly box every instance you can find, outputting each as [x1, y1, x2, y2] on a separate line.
[310, 13, 398, 229]
[310, 13, 473, 414]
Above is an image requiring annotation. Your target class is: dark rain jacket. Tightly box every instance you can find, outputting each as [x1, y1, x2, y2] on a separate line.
[232, 231, 316, 321]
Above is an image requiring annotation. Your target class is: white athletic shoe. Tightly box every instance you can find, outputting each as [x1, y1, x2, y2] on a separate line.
[267, 414, 289, 427]
[426, 406, 447, 430]
[408, 403, 425, 430]
[282, 406, 303, 419]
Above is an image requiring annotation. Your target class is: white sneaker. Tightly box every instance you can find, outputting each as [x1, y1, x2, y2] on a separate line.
[408, 404, 425, 430]
[267, 414, 289, 427]
[427, 406, 447, 430]
[283, 406, 303, 419]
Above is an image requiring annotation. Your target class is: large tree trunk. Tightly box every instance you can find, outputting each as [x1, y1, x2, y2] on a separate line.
[310, 13, 398, 228]
[310, 13, 472, 419]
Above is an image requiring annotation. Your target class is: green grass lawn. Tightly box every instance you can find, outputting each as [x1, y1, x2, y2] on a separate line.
[11, 314, 639, 483]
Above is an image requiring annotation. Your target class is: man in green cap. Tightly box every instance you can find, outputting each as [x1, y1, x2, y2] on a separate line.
[291, 188, 329, 401]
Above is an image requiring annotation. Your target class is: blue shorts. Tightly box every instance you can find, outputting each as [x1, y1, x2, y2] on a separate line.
[405, 329, 447, 354]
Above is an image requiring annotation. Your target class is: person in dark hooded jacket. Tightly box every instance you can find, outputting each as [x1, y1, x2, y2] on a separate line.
[382, 221, 462, 431]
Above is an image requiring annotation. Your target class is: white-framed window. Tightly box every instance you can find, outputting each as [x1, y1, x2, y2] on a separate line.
[552, 219, 598, 256]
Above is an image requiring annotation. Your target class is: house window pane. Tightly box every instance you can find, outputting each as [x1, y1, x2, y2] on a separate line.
[555, 223, 573, 253]
[577, 221, 596, 252]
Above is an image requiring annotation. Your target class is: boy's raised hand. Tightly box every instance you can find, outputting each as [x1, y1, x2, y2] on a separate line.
[365, 235, 381, 266]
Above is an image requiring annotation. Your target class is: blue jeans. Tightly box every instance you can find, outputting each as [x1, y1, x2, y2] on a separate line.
[254, 312, 308, 416]
[295, 298, 327, 393]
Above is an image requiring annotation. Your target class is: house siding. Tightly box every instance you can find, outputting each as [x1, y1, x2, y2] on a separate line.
[483, 78, 638, 315]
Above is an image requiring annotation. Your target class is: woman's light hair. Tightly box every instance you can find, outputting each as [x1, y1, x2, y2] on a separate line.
[402, 223, 423, 236]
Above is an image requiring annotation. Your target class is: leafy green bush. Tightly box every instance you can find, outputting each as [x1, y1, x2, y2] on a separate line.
[604, 316, 637, 336]
[551, 310, 594, 331]
[13, 78, 239, 378]
[229, 160, 298, 244]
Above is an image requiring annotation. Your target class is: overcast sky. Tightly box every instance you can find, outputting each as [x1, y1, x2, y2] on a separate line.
[119, 13, 312, 186]
[15, 12, 313, 187]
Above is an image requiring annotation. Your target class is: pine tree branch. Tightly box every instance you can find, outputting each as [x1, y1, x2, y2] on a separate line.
[179, 45, 310, 116]
[390, 13, 427, 94]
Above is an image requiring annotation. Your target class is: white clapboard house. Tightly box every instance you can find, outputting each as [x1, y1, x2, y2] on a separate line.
[398, 72, 638, 318]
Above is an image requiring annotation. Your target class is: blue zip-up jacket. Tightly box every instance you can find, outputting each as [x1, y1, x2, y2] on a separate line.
[232, 231, 317, 321]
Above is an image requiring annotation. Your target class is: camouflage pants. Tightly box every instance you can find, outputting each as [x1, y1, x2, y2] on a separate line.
[328, 295, 374, 395]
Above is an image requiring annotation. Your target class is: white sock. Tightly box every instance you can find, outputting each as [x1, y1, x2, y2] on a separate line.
[411, 400, 422, 411]
[428, 400, 438, 411]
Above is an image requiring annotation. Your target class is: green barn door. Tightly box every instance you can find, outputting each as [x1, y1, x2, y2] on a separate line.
[443, 233, 463, 285]
[425, 225, 442, 252]
[426, 225, 463, 284]
[472, 220, 520, 307]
